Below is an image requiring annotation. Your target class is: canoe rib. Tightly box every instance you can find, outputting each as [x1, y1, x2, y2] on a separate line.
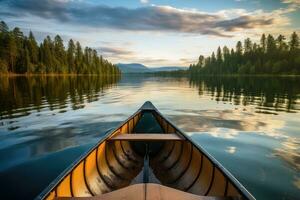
[83, 158, 94, 196]
[185, 152, 204, 191]
[167, 144, 194, 185]
[36, 101, 255, 200]
[94, 147, 112, 193]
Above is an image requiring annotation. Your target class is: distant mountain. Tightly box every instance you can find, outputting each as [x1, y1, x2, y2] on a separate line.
[150, 66, 187, 72]
[117, 63, 187, 73]
[117, 63, 151, 73]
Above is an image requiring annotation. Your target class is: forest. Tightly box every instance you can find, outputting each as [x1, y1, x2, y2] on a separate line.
[0, 21, 120, 75]
[189, 32, 300, 75]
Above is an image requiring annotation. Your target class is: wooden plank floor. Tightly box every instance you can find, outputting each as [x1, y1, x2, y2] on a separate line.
[108, 134, 185, 141]
[56, 183, 235, 200]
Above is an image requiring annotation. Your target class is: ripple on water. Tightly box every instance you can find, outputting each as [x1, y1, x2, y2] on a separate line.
[188, 131, 300, 200]
[0, 75, 300, 200]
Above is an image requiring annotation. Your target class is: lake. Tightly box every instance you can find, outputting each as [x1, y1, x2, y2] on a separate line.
[0, 75, 299, 200]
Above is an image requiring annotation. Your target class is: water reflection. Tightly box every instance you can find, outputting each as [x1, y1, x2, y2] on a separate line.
[274, 137, 300, 171]
[0, 75, 299, 199]
[226, 146, 236, 154]
[0, 121, 119, 172]
[189, 76, 300, 113]
[187, 131, 300, 200]
[0, 75, 120, 120]
[169, 109, 284, 134]
[169, 107, 300, 187]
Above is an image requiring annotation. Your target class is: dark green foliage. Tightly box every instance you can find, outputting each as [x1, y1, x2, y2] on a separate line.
[0, 21, 9, 33]
[67, 39, 76, 73]
[28, 31, 39, 65]
[289, 32, 299, 51]
[0, 21, 120, 75]
[189, 32, 300, 75]
[0, 59, 8, 73]
[0, 75, 121, 117]
[189, 76, 300, 111]
[6, 34, 18, 72]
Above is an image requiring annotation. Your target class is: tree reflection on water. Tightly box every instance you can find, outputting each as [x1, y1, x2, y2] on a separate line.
[0, 75, 120, 120]
[189, 76, 300, 113]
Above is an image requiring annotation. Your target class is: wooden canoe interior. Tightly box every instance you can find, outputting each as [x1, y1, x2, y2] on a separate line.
[55, 183, 238, 200]
[42, 107, 248, 200]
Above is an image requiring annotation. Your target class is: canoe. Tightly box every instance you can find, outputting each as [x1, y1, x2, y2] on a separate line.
[36, 101, 255, 200]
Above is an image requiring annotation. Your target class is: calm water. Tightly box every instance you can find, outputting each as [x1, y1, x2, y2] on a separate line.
[0, 75, 299, 200]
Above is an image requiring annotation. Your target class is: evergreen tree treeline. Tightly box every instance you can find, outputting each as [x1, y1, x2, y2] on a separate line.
[189, 32, 300, 75]
[0, 21, 121, 75]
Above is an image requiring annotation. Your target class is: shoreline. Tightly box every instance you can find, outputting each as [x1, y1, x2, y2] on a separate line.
[142, 73, 300, 77]
[0, 73, 121, 77]
[189, 74, 300, 77]
[1, 73, 300, 78]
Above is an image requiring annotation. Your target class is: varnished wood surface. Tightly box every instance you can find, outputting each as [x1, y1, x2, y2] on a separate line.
[108, 134, 185, 141]
[38, 102, 254, 200]
[55, 183, 235, 200]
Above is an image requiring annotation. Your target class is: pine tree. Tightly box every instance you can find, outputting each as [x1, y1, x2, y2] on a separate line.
[223, 46, 230, 58]
[28, 31, 39, 66]
[67, 39, 76, 73]
[244, 38, 252, 54]
[21, 47, 31, 73]
[211, 52, 216, 64]
[75, 41, 83, 73]
[6, 34, 18, 72]
[0, 21, 9, 33]
[260, 34, 266, 53]
[198, 55, 205, 68]
[276, 35, 286, 51]
[54, 35, 66, 72]
[289, 32, 299, 51]
[266, 34, 276, 54]
[42, 37, 54, 72]
[216, 47, 222, 63]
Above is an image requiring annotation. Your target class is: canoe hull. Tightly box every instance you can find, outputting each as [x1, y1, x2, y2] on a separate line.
[36, 101, 255, 200]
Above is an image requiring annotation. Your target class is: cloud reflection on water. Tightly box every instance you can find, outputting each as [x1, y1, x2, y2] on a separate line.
[226, 146, 236, 154]
[0, 75, 300, 199]
[168, 108, 299, 183]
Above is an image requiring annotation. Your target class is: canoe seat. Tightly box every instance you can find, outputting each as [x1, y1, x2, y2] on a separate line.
[55, 183, 236, 200]
[108, 134, 185, 141]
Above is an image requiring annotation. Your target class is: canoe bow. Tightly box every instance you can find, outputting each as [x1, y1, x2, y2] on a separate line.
[36, 101, 255, 200]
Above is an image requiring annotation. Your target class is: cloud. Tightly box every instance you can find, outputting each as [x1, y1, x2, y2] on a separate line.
[4, 0, 70, 21]
[140, 0, 149, 4]
[282, 0, 300, 6]
[134, 58, 169, 65]
[94, 45, 183, 66]
[180, 58, 197, 65]
[281, 0, 300, 12]
[96, 46, 134, 58]
[0, 0, 292, 37]
[215, 15, 274, 32]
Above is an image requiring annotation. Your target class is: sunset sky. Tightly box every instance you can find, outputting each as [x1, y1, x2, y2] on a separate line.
[1, 0, 300, 67]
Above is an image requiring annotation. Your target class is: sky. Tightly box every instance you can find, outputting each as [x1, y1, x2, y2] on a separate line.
[0, 0, 300, 67]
